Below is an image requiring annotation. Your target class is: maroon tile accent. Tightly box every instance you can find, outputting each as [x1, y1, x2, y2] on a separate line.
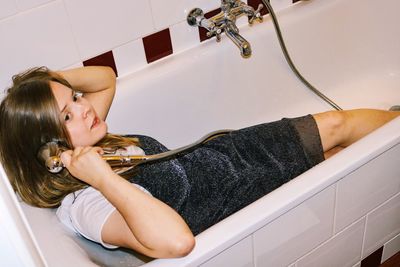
[83, 51, 118, 77]
[361, 246, 383, 267]
[247, 0, 270, 16]
[199, 8, 222, 42]
[142, 28, 173, 63]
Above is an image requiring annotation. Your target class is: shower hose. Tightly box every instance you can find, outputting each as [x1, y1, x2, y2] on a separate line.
[261, 0, 342, 111]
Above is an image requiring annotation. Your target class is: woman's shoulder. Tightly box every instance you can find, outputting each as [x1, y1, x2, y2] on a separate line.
[56, 186, 117, 248]
[124, 134, 169, 154]
[56, 187, 98, 216]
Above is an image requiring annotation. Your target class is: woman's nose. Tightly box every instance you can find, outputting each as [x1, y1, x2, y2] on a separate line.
[72, 100, 91, 118]
[82, 105, 90, 118]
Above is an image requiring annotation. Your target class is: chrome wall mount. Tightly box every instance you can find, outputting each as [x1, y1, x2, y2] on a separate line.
[187, 0, 264, 58]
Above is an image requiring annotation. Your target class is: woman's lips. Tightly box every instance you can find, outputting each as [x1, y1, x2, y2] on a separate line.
[91, 117, 99, 129]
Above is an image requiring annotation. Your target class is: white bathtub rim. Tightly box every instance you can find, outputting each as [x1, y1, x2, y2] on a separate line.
[0, 165, 47, 267]
[144, 117, 400, 266]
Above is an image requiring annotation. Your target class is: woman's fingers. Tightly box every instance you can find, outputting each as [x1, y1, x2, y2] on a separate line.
[60, 150, 73, 167]
[66, 146, 102, 164]
[60, 146, 112, 188]
[93, 146, 104, 155]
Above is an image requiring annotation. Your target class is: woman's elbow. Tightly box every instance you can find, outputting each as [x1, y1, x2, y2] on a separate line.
[170, 233, 195, 257]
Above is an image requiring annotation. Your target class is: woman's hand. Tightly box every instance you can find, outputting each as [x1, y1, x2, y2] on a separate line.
[60, 146, 113, 189]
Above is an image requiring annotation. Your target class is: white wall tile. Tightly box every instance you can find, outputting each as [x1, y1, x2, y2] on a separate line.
[0, 0, 18, 19]
[270, 0, 293, 11]
[200, 236, 253, 267]
[62, 62, 84, 70]
[335, 144, 400, 233]
[149, 0, 220, 30]
[113, 39, 147, 77]
[0, 1, 80, 90]
[297, 218, 365, 267]
[64, 0, 154, 59]
[253, 185, 336, 267]
[363, 192, 400, 258]
[170, 20, 200, 54]
[382, 233, 400, 263]
[15, 0, 52, 11]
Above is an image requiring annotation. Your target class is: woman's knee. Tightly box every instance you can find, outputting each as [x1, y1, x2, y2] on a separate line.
[313, 110, 348, 151]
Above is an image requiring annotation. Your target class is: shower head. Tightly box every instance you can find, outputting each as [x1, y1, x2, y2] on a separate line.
[37, 141, 66, 173]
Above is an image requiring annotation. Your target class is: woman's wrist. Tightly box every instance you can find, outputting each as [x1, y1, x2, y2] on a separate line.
[55, 66, 116, 93]
[95, 170, 124, 193]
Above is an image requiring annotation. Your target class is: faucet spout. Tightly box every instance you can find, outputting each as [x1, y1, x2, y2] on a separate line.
[225, 21, 252, 58]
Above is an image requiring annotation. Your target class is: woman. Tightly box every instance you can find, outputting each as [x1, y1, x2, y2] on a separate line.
[0, 66, 398, 258]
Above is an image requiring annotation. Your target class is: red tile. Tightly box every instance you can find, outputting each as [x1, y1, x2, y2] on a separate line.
[142, 28, 173, 63]
[83, 51, 118, 77]
[361, 246, 383, 267]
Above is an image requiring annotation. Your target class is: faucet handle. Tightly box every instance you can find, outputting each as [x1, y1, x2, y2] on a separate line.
[187, 8, 205, 27]
[248, 4, 264, 25]
[187, 8, 224, 42]
[207, 25, 224, 42]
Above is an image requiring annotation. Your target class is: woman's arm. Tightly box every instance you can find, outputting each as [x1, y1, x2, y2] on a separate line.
[61, 147, 195, 258]
[56, 66, 116, 120]
[100, 173, 195, 258]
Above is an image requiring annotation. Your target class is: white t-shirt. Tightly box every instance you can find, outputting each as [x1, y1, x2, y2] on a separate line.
[56, 145, 150, 249]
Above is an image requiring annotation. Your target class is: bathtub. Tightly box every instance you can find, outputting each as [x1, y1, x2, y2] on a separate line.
[1, 0, 399, 266]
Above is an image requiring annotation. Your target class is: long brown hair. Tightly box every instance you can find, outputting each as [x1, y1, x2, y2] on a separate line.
[0, 67, 138, 208]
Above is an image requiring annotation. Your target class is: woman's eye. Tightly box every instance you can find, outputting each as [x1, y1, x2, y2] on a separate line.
[64, 113, 71, 121]
[72, 92, 82, 102]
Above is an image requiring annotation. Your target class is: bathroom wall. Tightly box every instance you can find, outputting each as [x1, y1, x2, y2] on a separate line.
[0, 0, 298, 91]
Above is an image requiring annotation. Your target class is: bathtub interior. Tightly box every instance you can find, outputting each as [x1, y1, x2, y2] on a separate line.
[1, 0, 399, 266]
[107, 0, 400, 148]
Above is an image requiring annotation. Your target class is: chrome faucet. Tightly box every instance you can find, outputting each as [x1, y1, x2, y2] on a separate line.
[187, 0, 264, 58]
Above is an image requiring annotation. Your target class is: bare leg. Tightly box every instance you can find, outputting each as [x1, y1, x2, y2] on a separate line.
[312, 109, 400, 158]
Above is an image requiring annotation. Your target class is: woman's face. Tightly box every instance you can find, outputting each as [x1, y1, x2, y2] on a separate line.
[50, 81, 107, 147]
